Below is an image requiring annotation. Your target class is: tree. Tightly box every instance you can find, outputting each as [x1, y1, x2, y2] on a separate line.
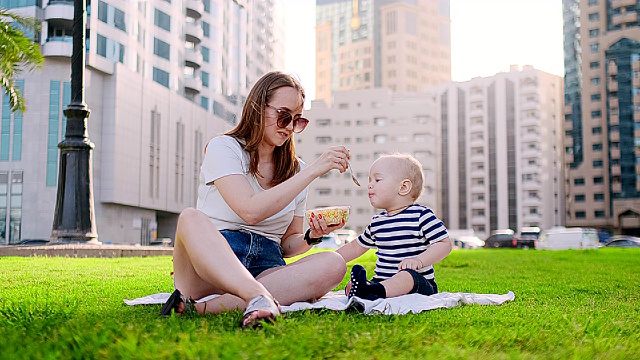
[0, 8, 43, 113]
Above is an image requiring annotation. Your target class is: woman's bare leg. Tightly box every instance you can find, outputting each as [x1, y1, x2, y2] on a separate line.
[172, 208, 271, 313]
[195, 251, 347, 313]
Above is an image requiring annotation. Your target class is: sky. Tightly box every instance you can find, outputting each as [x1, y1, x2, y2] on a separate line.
[281, 0, 564, 103]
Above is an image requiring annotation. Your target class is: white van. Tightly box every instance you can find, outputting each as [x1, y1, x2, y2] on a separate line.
[536, 227, 599, 250]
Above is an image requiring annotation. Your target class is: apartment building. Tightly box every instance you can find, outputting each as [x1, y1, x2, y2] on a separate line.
[296, 88, 440, 233]
[436, 66, 565, 238]
[563, 0, 640, 234]
[315, 0, 451, 105]
[0, 0, 282, 244]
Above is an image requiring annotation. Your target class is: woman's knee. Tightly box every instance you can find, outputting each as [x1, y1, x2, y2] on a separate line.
[317, 252, 347, 282]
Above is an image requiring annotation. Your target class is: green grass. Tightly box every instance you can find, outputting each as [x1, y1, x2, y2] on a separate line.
[1, 249, 639, 359]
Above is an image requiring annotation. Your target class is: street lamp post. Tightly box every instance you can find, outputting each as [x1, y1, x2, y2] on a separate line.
[50, 0, 98, 243]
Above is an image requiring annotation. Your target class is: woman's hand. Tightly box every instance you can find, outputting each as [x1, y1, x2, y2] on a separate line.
[310, 146, 349, 177]
[307, 211, 346, 238]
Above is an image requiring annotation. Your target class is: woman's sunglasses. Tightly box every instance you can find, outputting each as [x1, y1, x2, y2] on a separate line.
[266, 104, 309, 133]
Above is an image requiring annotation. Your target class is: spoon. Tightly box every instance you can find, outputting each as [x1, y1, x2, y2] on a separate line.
[347, 160, 361, 186]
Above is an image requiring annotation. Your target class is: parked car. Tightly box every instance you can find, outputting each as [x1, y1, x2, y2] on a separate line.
[536, 227, 599, 250]
[452, 236, 485, 249]
[518, 226, 540, 249]
[15, 239, 50, 246]
[484, 230, 517, 248]
[604, 236, 640, 248]
[314, 233, 343, 250]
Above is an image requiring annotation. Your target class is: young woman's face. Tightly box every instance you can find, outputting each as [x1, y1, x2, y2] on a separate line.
[262, 86, 303, 148]
[367, 157, 403, 211]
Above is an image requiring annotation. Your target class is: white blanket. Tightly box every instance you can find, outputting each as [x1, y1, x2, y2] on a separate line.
[125, 290, 514, 315]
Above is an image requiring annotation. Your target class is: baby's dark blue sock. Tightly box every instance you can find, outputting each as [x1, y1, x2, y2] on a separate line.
[348, 265, 387, 301]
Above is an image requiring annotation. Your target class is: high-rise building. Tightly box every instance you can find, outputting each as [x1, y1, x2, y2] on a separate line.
[296, 88, 440, 233]
[315, 0, 451, 105]
[562, 0, 640, 234]
[437, 66, 565, 238]
[0, 0, 282, 245]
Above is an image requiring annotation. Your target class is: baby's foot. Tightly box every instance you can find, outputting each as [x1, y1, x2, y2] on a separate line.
[348, 265, 381, 301]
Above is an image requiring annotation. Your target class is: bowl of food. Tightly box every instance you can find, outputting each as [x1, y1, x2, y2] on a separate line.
[305, 206, 350, 226]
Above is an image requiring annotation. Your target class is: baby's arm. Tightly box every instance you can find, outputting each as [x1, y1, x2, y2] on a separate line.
[399, 237, 453, 270]
[336, 240, 368, 263]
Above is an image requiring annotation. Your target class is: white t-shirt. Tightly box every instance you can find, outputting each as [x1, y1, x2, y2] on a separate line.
[197, 135, 308, 244]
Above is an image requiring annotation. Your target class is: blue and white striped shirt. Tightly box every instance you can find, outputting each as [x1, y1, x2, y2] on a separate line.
[356, 204, 449, 282]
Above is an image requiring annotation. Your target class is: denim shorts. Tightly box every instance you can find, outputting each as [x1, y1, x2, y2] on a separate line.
[220, 230, 286, 278]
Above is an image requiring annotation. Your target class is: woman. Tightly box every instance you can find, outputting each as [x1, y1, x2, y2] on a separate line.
[162, 71, 350, 328]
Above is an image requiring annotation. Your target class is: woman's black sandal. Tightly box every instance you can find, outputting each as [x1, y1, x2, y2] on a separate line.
[160, 289, 196, 316]
[241, 295, 281, 329]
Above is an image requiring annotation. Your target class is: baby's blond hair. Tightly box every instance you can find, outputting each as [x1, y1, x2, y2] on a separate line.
[378, 153, 424, 200]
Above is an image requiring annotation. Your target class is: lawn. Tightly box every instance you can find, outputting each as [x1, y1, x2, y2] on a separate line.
[1, 248, 639, 359]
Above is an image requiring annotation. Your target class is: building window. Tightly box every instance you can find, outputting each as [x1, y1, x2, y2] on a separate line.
[594, 210, 605, 218]
[588, 13, 600, 22]
[150, 109, 161, 198]
[593, 160, 603, 168]
[588, 0, 598, 5]
[201, 71, 209, 88]
[594, 193, 605, 201]
[592, 143, 602, 151]
[316, 136, 331, 144]
[153, 38, 170, 60]
[153, 67, 170, 88]
[575, 211, 586, 218]
[590, 43, 599, 53]
[202, 21, 210, 38]
[593, 176, 604, 184]
[200, 96, 209, 110]
[201, 46, 210, 62]
[374, 117, 387, 126]
[575, 194, 586, 202]
[591, 93, 601, 102]
[590, 61, 600, 69]
[9, 171, 22, 243]
[374, 135, 387, 144]
[589, 28, 600, 38]
[591, 110, 601, 118]
[98, 1, 127, 33]
[574, 178, 585, 185]
[590, 77, 600, 85]
[154, 9, 171, 31]
[592, 126, 602, 134]
[175, 122, 185, 203]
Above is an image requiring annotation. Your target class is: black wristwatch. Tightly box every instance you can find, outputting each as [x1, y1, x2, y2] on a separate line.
[304, 229, 323, 245]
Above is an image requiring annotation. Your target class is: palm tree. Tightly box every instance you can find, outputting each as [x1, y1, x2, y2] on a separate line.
[0, 8, 44, 113]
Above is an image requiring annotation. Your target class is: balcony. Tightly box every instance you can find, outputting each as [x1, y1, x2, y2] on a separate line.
[612, 0, 636, 7]
[42, 37, 73, 57]
[608, 61, 617, 76]
[44, 1, 73, 22]
[186, 0, 204, 19]
[564, 120, 573, 131]
[610, 113, 619, 125]
[564, 136, 573, 147]
[610, 97, 619, 108]
[608, 81, 618, 93]
[611, 165, 621, 176]
[612, 182, 622, 193]
[564, 104, 573, 114]
[184, 49, 203, 69]
[184, 76, 202, 93]
[564, 153, 574, 163]
[610, 148, 620, 160]
[185, 22, 203, 44]
[610, 131, 620, 142]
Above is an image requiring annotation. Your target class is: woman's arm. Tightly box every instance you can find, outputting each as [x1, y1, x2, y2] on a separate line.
[216, 146, 349, 225]
[336, 240, 369, 263]
[281, 216, 347, 258]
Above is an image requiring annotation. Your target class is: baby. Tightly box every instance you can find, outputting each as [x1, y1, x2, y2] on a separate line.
[336, 153, 452, 300]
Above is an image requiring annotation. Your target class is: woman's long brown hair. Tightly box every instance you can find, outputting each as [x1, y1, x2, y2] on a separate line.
[225, 71, 305, 187]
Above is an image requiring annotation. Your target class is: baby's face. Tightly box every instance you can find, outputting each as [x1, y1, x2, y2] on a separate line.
[367, 158, 404, 210]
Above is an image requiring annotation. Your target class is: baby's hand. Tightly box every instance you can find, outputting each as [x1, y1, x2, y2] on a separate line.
[398, 257, 423, 270]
